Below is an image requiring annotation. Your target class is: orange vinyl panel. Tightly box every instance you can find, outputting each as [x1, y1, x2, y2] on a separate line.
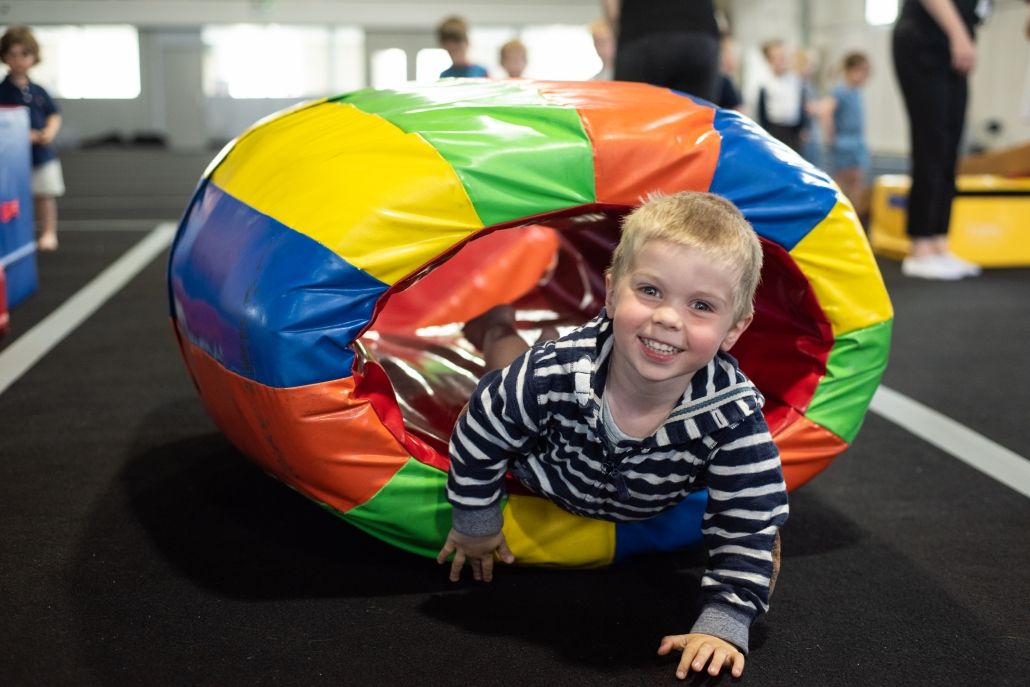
[535, 81, 720, 204]
[773, 413, 849, 491]
[176, 327, 410, 512]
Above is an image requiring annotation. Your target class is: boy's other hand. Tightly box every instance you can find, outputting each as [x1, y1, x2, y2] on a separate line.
[658, 633, 745, 680]
[436, 528, 515, 583]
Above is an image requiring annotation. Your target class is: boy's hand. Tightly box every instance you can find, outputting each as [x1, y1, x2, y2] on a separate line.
[436, 528, 514, 582]
[657, 633, 745, 680]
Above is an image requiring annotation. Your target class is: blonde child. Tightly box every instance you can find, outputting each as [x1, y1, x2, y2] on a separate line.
[499, 39, 528, 78]
[0, 26, 64, 251]
[438, 191, 788, 680]
[757, 39, 807, 152]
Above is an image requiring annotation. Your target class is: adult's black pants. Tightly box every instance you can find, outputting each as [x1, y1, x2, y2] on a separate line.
[892, 25, 969, 239]
[615, 31, 719, 102]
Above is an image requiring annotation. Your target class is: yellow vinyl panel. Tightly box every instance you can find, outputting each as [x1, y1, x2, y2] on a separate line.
[789, 197, 893, 336]
[210, 100, 484, 286]
[502, 493, 615, 567]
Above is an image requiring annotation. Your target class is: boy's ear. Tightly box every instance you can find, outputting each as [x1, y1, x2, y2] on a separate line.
[720, 313, 754, 352]
[604, 273, 614, 312]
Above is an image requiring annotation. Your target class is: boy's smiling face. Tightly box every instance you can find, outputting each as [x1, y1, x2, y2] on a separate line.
[605, 239, 752, 397]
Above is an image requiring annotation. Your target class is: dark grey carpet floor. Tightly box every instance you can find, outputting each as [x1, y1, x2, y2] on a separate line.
[1, 150, 1028, 685]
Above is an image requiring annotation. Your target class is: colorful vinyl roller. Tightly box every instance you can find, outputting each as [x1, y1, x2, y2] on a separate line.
[168, 79, 892, 567]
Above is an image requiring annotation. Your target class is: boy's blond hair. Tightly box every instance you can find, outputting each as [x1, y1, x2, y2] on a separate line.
[608, 192, 763, 320]
[1, 26, 41, 64]
[499, 39, 527, 61]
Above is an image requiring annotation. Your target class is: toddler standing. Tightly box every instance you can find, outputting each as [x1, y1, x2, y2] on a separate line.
[0, 26, 63, 251]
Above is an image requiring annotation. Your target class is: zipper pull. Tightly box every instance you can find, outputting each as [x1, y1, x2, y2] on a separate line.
[612, 469, 630, 500]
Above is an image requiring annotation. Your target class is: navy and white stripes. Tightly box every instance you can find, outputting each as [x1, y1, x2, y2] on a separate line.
[447, 311, 788, 650]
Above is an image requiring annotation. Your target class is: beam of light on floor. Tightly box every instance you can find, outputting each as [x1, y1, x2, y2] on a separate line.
[870, 385, 1030, 499]
[0, 222, 176, 397]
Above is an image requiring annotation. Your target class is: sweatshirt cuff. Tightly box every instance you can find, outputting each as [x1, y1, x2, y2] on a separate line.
[451, 504, 504, 537]
[691, 603, 752, 655]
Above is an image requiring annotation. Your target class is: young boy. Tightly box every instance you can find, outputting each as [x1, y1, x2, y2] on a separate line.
[0, 26, 64, 251]
[437, 191, 789, 680]
[498, 39, 528, 79]
[757, 39, 807, 153]
[436, 16, 488, 78]
[822, 52, 872, 223]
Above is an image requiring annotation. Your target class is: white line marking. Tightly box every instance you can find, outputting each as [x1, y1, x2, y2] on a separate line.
[0, 222, 176, 396]
[0, 241, 35, 268]
[59, 218, 177, 231]
[870, 385, 1030, 499]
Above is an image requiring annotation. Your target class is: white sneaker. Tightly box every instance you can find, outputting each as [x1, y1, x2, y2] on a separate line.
[940, 252, 982, 277]
[901, 255, 967, 280]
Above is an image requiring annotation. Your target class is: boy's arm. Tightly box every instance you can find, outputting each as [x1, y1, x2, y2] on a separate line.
[33, 113, 62, 146]
[440, 348, 541, 581]
[691, 414, 789, 654]
[820, 93, 837, 146]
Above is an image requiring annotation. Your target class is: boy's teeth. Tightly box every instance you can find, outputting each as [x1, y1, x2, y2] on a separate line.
[643, 338, 677, 354]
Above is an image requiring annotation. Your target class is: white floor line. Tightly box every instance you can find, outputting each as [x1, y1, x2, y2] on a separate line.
[60, 218, 177, 231]
[870, 385, 1030, 499]
[0, 222, 176, 397]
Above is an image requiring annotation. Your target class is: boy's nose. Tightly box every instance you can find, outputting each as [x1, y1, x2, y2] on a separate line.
[652, 306, 682, 329]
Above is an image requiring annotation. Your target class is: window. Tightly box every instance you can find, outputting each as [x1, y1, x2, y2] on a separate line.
[416, 48, 451, 83]
[519, 25, 600, 80]
[331, 27, 366, 95]
[371, 48, 407, 89]
[203, 24, 333, 98]
[17, 25, 140, 99]
[866, 0, 899, 26]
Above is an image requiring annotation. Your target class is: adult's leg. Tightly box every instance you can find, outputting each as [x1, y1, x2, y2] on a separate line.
[929, 67, 968, 248]
[892, 34, 954, 243]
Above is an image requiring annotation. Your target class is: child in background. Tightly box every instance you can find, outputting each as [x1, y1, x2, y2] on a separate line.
[823, 52, 872, 223]
[0, 26, 64, 251]
[757, 39, 807, 152]
[437, 16, 488, 78]
[499, 39, 528, 78]
[438, 191, 788, 680]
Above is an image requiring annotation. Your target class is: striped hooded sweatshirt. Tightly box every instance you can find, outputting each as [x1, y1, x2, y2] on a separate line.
[447, 311, 789, 652]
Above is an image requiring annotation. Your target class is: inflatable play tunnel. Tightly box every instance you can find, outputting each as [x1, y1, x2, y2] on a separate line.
[169, 80, 892, 567]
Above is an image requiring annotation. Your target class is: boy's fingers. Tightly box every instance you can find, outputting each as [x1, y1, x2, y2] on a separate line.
[448, 550, 465, 582]
[731, 652, 746, 677]
[497, 538, 515, 564]
[436, 541, 454, 564]
[690, 643, 715, 674]
[481, 555, 495, 582]
[675, 643, 700, 679]
[708, 648, 728, 676]
[657, 634, 683, 655]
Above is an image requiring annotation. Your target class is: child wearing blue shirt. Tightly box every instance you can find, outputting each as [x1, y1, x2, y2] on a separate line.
[438, 191, 788, 680]
[823, 52, 871, 223]
[0, 26, 64, 251]
[436, 16, 488, 78]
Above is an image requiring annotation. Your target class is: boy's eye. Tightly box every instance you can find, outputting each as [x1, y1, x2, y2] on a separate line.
[637, 285, 659, 298]
[691, 301, 713, 312]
